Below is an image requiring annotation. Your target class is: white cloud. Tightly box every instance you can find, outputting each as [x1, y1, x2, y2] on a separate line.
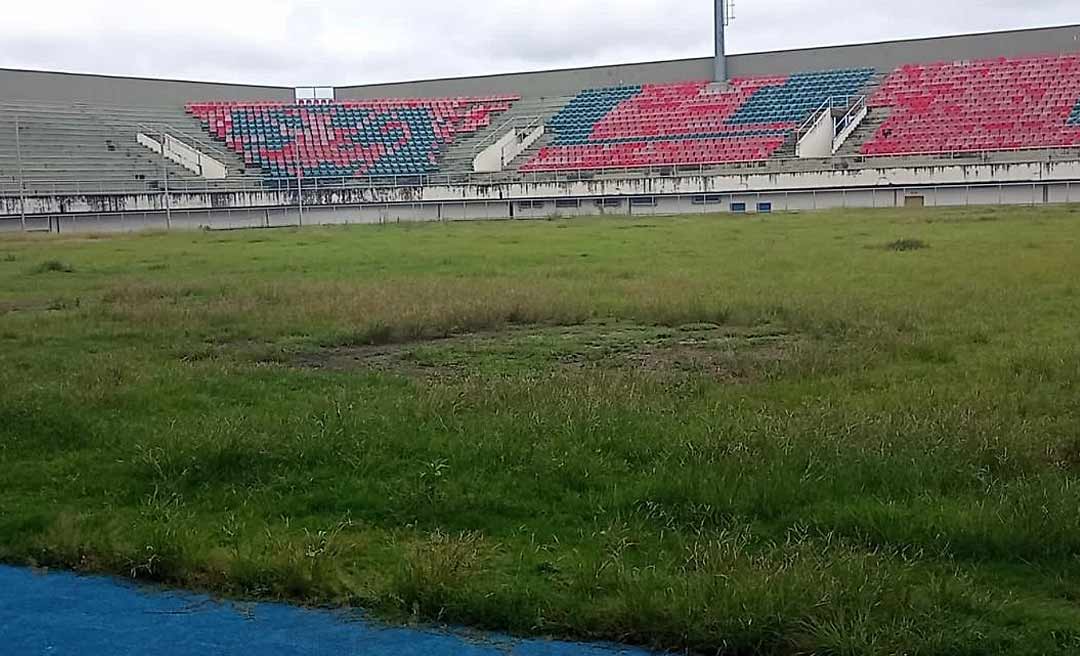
[0, 0, 1075, 85]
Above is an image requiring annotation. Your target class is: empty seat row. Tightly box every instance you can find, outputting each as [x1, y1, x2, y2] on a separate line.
[520, 136, 787, 172]
[187, 97, 518, 179]
[862, 53, 1080, 156]
[523, 67, 873, 172]
[184, 53, 1080, 178]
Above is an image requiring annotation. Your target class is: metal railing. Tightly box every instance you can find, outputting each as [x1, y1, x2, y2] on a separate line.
[470, 115, 543, 155]
[834, 96, 868, 139]
[795, 95, 854, 137]
[135, 122, 233, 163]
[796, 99, 832, 139]
[3, 144, 1080, 199]
[6, 180, 1078, 237]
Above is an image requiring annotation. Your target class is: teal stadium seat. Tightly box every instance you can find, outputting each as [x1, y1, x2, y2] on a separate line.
[187, 97, 518, 180]
[521, 68, 874, 172]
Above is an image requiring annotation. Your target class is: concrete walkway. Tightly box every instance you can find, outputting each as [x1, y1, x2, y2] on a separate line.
[0, 566, 656, 656]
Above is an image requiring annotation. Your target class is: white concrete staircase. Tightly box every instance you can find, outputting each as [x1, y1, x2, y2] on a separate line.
[834, 107, 891, 158]
[832, 73, 890, 158]
[503, 130, 555, 172]
[438, 95, 574, 175]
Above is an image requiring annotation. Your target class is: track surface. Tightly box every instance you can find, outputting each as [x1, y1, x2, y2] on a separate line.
[0, 566, 655, 656]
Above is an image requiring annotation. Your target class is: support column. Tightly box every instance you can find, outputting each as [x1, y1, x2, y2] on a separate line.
[714, 0, 728, 84]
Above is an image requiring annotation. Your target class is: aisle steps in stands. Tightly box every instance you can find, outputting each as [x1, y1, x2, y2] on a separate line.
[438, 95, 574, 175]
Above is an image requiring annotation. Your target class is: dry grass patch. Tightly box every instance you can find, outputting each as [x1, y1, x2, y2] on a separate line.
[0, 298, 76, 315]
[287, 321, 802, 382]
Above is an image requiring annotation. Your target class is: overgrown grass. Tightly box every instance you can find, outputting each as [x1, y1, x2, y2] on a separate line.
[884, 238, 930, 251]
[31, 259, 74, 274]
[2, 206, 1080, 654]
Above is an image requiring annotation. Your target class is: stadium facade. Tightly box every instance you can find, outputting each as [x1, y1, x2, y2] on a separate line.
[2, 24, 1080, 232]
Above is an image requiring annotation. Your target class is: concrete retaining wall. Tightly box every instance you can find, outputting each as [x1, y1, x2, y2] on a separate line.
[2, 160, 1078, 234]
[1, 183, 1071, 235]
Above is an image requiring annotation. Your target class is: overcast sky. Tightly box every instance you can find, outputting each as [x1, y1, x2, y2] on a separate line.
[1, 1, 1077, 87]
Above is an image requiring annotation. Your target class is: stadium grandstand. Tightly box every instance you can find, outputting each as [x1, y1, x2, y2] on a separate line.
[2, 23, 1080, 231]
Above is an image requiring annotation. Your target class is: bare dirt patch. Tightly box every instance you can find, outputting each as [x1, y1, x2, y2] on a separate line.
[288, 322, 801, 382]
[627, 330, 794, 382]
[290, 344, 463, 379]
[0, 298, 74, 315]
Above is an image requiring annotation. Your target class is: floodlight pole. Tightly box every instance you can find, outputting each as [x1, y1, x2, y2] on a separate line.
[15, 115, 27, 231]
[714, 0, 728, 84]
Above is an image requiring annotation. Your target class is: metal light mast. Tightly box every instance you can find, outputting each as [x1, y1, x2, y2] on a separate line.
[714, 0, 734, 84]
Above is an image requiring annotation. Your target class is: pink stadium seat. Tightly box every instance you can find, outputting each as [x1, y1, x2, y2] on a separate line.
[862, 54, 1080, 156]
[521, 68, 874, 172]
[186, 96, 519, 179]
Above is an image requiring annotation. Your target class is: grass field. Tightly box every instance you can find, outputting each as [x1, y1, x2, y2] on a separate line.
[2, 206, 1080, 655]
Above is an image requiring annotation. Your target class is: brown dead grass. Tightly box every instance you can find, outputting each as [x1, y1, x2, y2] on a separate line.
[0, 298, 68, 315]
[285, 322, 800, 382]
[96, 276, 751, 341]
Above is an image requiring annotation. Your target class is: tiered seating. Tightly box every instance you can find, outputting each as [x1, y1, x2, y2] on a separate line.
[862, 54, 1080, 156]
[727, 70, 870, 125]
[521, 68, 873, 172]
[536, 137, 786, 170]
[187, 96, 518, 179]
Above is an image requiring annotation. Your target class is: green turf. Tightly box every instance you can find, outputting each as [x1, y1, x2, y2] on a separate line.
[2, 206, 1080, 654]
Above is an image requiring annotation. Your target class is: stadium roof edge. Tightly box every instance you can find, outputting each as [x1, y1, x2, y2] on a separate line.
[0, 66, 292, 91]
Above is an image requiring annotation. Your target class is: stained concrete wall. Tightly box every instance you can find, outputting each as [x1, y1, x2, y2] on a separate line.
[3, 159, 1079, 229]
[336, 24, 1080, 99]
[2, 182, 1074, 235]
[0, 68, 291, 106]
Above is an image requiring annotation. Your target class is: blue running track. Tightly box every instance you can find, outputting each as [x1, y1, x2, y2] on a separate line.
[0, 565, 657, 656]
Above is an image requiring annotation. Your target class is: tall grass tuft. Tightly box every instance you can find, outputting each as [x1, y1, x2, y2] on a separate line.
[885, 238, 930, 252]
[32, 259, 74, 274]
